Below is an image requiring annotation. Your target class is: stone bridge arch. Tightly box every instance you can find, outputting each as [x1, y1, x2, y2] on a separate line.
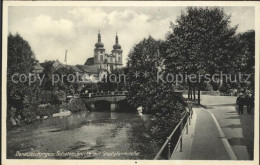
[93, 100, 111, 111]
[80, 91, 135, 112]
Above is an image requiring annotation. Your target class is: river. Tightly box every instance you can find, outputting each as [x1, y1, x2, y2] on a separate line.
[7, 111, 161, 159]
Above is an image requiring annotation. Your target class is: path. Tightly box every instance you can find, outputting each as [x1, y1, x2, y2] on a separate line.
[171, 107, 230, 160]
[171, 95, 254, 160]
[203, 96, 255, 160]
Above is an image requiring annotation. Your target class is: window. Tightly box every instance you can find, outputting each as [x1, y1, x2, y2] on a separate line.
[118, 56, 121, 62]
[100, 55, 103, 61]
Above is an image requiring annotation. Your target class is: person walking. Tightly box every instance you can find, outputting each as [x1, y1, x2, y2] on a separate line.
[245, 91, 251, 114]
[236, 93, 245, 114]
[248, 93, 254, 114]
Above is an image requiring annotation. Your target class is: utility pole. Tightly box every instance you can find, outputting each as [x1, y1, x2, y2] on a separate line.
[65, 50, 68, 68]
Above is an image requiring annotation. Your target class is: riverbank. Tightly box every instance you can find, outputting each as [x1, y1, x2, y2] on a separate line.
[7, 98, 88, 129]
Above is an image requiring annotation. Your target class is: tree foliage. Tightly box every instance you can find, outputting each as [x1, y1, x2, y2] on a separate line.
[127, 36, 167, 113]
[165, 7, 249, 102]
[7, 34, 77, 124]
[97, 68, 128, 92]
[237, 30, 255, 91]
[166, 7, 243, 74]
[7, 33, 38, 118]
[151, 101, 186, 144]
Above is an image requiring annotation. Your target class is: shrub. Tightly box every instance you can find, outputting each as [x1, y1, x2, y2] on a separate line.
[66, 98, 87, 112]
[38, 90, 66, 105]
[36, 104, 60, 117]
[151, 101, 186, 144]
[23, 103, 38, 124]
[219, 83, 232, 94]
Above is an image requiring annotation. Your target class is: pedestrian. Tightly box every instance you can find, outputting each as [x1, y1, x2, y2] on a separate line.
[245, 92, 251, 114]
[236, 93, 245, 114]
[248, 93, 254, 114]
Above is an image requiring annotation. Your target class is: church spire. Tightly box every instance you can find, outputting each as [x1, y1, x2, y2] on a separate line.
[115, 32, 118, 44]
[113, 32, 121, 49]
[95, 30, 104, 48]
[98, 30, 101, 42]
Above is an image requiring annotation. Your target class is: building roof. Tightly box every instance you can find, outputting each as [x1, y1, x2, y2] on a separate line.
[40, 61, 55, 68]
[84, 57, 94, 65]
[40, 60, 82, 73]
[33, 62, 44, 73]
[76, 65, 99, 74]
[66, 65, 83, 73]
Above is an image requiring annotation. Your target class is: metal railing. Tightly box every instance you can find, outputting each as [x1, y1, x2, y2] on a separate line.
[80, 91, 128, 98]
[154, 103, 193, 160]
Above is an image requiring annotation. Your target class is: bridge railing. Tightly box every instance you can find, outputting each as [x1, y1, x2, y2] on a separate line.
[80, 91, 128, 98]
[154, 103, 193, 160]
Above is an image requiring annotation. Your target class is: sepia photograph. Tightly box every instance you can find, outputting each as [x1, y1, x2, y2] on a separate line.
[2, 1, 259, 165]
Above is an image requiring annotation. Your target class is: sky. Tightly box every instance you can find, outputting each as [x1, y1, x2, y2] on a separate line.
[8, 6, 255, 66]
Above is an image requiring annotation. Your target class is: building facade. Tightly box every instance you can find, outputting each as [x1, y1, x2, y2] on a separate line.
[84, 31, 123, 72]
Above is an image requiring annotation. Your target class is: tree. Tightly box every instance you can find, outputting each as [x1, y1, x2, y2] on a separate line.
[53, 66, 75, 92]
[40, 60, 56, 91]
[97, 69, 124, 92]
[40, 61, 81, 104]
[41, 61, 76, 93]
[165, 7, 245, 104]
[127, 36, 167, 113]
[7, 33, 38, 120]
[237, 30, 255, 92]
[81, 83, 99, 93]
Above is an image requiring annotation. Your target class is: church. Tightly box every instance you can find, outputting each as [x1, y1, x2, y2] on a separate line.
[83, 31, 123, 73]
[36, 32, 124, 84]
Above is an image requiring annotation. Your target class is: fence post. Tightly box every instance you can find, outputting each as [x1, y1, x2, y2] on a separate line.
[186, 120, 188, 134]
[180, 136, 183, 152]
[180, 121, 183, 152]
[168, 140, 171, 159]
[191, 109, 193, 119]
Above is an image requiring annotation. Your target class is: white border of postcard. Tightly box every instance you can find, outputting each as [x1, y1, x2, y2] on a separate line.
[2, 1, 260, 165]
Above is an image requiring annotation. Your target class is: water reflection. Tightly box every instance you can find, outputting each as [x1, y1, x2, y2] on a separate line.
[7, 111, 160, 159]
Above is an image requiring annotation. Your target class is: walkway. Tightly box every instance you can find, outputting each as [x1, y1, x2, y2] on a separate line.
[171, 107, 230, 160]
[171, 95, 254, 160]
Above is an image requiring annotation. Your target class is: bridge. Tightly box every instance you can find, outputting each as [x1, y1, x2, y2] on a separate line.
[80, 91, 133, 112]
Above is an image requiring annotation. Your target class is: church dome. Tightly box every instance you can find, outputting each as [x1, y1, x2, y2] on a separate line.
[95, 31, 104, 48]
[113, 43, 121, 49]
[95, 42, 104, 48]
[113, 34, 121, 49]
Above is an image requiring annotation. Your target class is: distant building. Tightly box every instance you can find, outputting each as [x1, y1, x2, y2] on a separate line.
[33, 62, 44, 73]
[38, 32, 124, 84]
[40, 60, 82, 74]
[84, 31, 123, 72]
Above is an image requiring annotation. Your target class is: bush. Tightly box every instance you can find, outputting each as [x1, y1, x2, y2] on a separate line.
[22, 103, 38, 124]
[151, 99, 186, 144]
[38, 90, 66, 105]
[219, 83, 232, 94]
[66, 98, 87, 112]
[53, 90, 66, 103]
[36, 104, 60, 117]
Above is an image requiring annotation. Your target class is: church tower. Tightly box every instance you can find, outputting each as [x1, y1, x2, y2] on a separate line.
[94, 31, 106, 68]
[111, 33, 123, 68]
